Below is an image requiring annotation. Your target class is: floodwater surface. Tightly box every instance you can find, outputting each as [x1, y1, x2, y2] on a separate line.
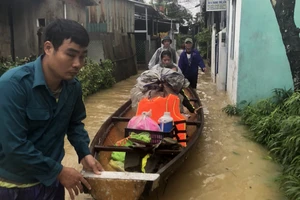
[62, 69, 285, 200]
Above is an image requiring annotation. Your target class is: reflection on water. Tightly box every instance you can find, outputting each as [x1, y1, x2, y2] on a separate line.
[62, 70, 285, 200]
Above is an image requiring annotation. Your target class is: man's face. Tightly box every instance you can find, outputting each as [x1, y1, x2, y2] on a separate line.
[185, 42, 192, 51]
[45, 39, 87, 80]
[163, 40, 171, 48]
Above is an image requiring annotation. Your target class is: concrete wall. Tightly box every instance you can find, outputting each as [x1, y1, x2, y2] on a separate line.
[226, 0, 299, 105]
[235, 0, 296, 104]
[216, 28, 227, 91]
[226, 0, 242, 104]
[0, 6, 11, 57]
[211, 25, 216, 83]
[11, 0, 87, 58]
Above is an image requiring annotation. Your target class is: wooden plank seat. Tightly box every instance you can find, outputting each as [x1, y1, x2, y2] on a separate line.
[94, 126, 184, 155]
[94, 145, 182, 155]
[95, 117, 200, 155]
[111, 116, 202, 127]
[188, 98, 198, 102]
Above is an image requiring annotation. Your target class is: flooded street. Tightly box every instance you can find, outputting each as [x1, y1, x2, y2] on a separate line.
[62, 68, 285, 200]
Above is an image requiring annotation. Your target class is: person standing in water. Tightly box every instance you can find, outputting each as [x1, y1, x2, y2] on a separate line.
[148, 35, 178, 69]
[0, 19, 103, 200]
[151, 50, 201, 114]
[178, 38, 206, 89]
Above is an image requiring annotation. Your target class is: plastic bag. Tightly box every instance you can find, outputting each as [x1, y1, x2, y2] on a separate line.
[127, 110, 160, 131]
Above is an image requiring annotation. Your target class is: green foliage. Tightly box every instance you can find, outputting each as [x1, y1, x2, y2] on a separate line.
[77, 58, 115, 99]
[269, 116, 300, 165]
[175, 34, 192, 49]
[165, 4, 193, 25]
[250, 108, 285, 145]
[194, 27, 211, 57]
[279, 174, 300, 200]
[272, 88, 293, 106]
[239, 88, 300, 199]
[222, 100, 247, 116]
[222, 104, 240, 116]
[0, 56, 115, 100]
[152, 1, 193, 25]
[0, 55, 37, 76]
[283, 92, 300, 115]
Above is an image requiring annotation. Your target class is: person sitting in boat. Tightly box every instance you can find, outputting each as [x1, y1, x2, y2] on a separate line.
[130, 67, 188, 112]
[150, 50, 201, 115]
[151, 50, 182, 73]
[130, 66, 191, 146]
[135, 75, 188, 147]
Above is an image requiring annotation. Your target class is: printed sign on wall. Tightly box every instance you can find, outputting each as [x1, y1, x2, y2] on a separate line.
[206, 0, 227, 11]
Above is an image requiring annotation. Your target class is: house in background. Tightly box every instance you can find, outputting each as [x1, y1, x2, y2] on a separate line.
[85, 0, 137, 81]
[212, 0, 299, 105]
[133, 0, 179, 69]
[0, 0, 96, 59]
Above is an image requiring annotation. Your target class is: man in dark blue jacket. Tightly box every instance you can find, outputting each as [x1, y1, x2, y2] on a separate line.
[0, 19, 103, 200]
[178, 38, 206, 89]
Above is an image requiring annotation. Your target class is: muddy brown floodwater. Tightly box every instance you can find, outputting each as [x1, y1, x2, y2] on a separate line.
[62, 69, 285, 200]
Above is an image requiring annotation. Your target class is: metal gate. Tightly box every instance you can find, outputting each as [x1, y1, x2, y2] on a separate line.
[135, 39, 146, 64]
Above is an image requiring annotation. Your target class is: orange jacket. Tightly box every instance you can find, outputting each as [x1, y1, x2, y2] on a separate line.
[136, 94, 186, 146]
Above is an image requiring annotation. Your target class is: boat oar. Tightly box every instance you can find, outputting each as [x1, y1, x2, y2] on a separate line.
[82, 171, 160, 182]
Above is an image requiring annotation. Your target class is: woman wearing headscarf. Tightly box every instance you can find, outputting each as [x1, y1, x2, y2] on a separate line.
[150, 50, 201, 114]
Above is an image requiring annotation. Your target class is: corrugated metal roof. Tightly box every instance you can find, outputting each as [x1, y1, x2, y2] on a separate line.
[134, 4, 161, 18]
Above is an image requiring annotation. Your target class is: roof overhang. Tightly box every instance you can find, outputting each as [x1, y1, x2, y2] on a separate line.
[135, 14, 179, 24]
[127, 0, 150, 7]
[128, 0, 161, 19]
[79, 0, 98, 6]
[1, 0, 97, 6]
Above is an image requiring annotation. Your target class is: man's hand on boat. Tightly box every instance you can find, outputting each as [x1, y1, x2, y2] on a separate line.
[57, 155, 104, 200]
[80, 154, 104, 174]
[57, 166, 90, 200]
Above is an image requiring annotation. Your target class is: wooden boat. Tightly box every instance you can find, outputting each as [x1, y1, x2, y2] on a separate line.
[85, 87, 204, 200]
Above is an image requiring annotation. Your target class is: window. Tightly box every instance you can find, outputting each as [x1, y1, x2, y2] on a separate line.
[37, 18, 46, 27]
[230, 0, 236, 59]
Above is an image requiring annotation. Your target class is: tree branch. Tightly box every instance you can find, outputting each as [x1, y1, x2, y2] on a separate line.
[271, 0, 300, 91]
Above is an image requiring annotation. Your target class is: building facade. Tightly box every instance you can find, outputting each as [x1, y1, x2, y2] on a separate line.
[0, 0, 95, 58]
[219, 0, 300, 104]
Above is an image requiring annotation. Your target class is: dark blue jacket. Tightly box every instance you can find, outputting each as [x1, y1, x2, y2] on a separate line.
[0, 56, 91, 186]
[178, 49, 205, 78]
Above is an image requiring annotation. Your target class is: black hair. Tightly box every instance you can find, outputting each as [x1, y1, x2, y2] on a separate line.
[44, 19, 89, 50]
[160, 50, 172, 60]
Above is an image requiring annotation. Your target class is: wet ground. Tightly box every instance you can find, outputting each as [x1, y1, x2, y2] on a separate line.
[62, 68, 285, 200]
